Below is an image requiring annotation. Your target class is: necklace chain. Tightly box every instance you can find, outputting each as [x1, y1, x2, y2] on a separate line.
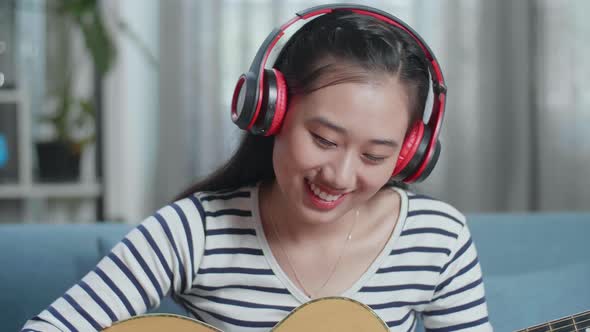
[269, 207, 359, 299]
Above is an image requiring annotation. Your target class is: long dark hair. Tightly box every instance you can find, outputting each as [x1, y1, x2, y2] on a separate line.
[176, 11, 430, 200]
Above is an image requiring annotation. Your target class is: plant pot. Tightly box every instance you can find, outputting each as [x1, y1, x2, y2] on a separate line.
[35, 141, 81, 182]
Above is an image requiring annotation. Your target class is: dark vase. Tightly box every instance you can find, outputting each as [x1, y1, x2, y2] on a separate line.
[35, 141, 81, 182]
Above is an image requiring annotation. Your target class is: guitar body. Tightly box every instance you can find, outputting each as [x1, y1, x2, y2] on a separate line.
[103, 297, 389, 332]
[272, 297, 389, 331]
[104, 313, 221, 332]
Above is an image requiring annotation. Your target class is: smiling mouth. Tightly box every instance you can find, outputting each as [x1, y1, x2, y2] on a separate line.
[305, 180, 345, 202]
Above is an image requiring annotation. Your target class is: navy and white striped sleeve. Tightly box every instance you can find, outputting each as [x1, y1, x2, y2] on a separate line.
[20, 196, 206, 332]
[421, 221, 493, 332]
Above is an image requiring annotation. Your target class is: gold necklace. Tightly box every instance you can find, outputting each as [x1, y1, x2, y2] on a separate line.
[269, 207, 359, 299]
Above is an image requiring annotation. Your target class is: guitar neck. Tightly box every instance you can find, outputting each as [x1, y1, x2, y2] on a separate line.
[516, 310, 590, 332]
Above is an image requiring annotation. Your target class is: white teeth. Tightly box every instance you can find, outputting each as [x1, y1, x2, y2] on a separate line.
[309, 182, 342, 202]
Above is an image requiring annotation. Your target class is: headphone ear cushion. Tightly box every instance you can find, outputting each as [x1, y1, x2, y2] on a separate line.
[393, 121, 424, 176]
[250, 68, 288, 135]
[392, 121, 433, 182]
[266, 69, 288, 136]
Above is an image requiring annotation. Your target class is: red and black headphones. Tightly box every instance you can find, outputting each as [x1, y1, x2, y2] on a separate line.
[231, 4, 447, 183]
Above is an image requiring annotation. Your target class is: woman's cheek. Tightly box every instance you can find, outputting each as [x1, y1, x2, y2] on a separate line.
[293, 136, 327, 168]
[273, 133, 310, 174]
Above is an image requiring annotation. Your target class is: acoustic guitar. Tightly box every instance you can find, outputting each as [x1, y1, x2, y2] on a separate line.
[515, 309, 590, 332]
[103, 295, 590, 332]
[103, 296, 390, 332]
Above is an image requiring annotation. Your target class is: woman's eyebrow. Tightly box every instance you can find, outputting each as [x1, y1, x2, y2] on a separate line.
[308, 116, 347, 134]
[370, 138, 399, 148]
[308, 116, 399, 148]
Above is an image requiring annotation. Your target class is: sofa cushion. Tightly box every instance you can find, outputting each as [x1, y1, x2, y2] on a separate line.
[0, 224, 131, 330]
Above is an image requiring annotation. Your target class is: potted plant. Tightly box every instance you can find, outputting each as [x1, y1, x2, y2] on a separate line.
[36, 74, 97, 181]
[36, 0, 113, 182]
[36, 0, 155, 182]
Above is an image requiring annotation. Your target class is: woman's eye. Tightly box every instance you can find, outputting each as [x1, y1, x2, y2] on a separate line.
[363, 154, 387, 163]
[311, 133, 337, 148]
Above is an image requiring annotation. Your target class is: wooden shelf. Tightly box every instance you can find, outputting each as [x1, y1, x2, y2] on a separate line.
[0, 89, 22, 104]
[0, 183, 101, 199]
[0, 6, 103, 223]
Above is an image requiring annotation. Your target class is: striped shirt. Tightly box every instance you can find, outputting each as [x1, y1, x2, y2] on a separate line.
[22, 184, 493, 332]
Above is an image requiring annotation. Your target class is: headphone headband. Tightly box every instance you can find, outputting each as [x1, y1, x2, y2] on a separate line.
[257, 5, 446, 87]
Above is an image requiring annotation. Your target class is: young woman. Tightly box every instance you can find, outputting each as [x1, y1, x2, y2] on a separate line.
[23, 4, 492, 332]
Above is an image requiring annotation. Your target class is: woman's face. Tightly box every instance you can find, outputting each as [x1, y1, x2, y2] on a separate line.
[272, 72, 412, 224]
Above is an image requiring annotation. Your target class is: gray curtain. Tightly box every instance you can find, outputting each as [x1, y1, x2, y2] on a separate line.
[533, 0, 590, 211]
[413, 0, 538, 212]
[418, 0, 590, 212]
[155, 0, 590, 214]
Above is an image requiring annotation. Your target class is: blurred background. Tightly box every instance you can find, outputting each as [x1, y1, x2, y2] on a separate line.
[0, 0, 589, 224]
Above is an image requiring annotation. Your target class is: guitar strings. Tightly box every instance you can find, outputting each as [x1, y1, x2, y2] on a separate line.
[519, 316, 590, 332]
[555, 315, 590, 332]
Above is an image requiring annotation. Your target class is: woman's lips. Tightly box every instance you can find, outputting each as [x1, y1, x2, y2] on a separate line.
[304, 179, 348, 210]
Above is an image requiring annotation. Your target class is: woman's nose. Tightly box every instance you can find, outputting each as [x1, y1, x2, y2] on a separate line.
[321, 151, 358, 190]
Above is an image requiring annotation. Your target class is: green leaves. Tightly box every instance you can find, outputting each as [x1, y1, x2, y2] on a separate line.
[43, 0, 155, 152]
[56, 0, 116, 75]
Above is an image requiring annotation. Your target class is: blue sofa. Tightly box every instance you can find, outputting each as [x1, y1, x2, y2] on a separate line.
[1, 213, 589, 331]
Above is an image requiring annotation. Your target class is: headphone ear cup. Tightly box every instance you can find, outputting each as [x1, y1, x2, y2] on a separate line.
[250, 69, 288, 135]
[392, 121, 431, 182]
[266, 69, 288, 136]
[413, 140, 441, 182]
[231, 71, 259, 130]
